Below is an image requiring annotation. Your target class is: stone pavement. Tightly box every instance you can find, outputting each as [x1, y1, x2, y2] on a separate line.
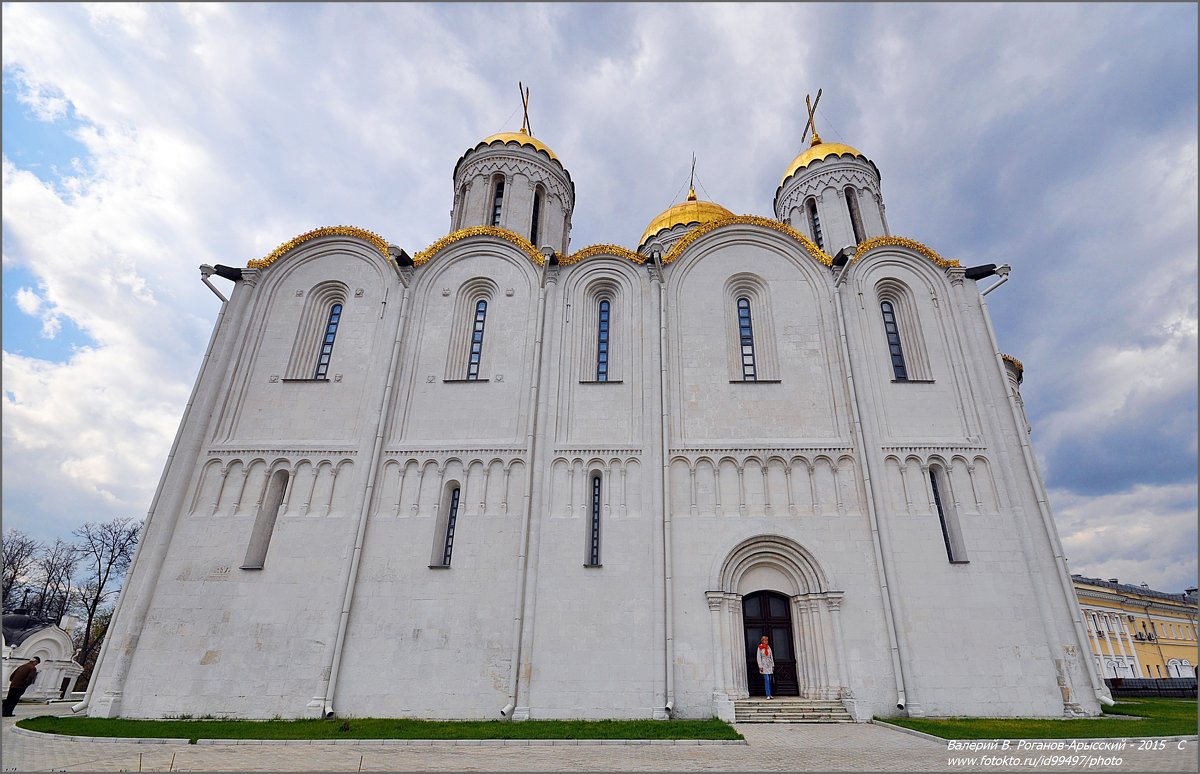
[2, 702, 1195, 772]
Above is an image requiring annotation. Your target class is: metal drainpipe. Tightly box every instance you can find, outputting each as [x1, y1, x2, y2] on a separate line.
[975, 286, 1112, 707]
[321, 268, 410, 718]
[653, 250, 676, 715]
[74, 268, 244, 714]
[831, 262, 909, 710]
[504, 253, 552, 718]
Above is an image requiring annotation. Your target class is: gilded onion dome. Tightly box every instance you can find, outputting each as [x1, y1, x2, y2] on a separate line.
[474, 128, 560, 163]
[779, 141, 869, 188]
[639, 188, 734, 250]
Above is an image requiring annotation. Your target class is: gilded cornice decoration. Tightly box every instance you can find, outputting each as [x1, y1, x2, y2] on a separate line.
[413, 226, 544, 267]
[247, 226, 389, 269]
[661, 215, 832, 266]
[560, 244, 646, 266]
[1001, 354, 1025, 373]
[852, 236, 961, 268]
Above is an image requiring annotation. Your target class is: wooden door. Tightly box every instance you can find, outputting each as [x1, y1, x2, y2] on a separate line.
[743, 591, 799, 696]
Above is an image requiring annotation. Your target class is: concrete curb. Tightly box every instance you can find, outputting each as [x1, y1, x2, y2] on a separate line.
[12, 725, 191, 745]
[194, 737, 748, 746]
[870, 719, 1198, 745]
[12, 725, 747, 746]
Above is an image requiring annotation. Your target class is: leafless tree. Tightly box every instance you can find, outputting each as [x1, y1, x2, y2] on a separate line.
[2, 529, 43, 608]
[29, 538, 80, 620]
[72, 516, 142, 674]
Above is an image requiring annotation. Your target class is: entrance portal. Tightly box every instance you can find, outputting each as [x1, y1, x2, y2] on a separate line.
[742, 591, 798, 696]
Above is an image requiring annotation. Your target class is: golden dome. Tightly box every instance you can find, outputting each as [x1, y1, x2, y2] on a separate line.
[639, 189, 734, 248]
[779, 141, 866, 186]
[477, 129, 559, 163]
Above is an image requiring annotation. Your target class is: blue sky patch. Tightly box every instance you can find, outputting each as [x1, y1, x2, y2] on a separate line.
[1, 264, 94, 363]
[2, 71, 93, 187]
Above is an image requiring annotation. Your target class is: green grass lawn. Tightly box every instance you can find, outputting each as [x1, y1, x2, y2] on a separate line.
[17, 715, 743, 743]
[877, 698, 1197, 740]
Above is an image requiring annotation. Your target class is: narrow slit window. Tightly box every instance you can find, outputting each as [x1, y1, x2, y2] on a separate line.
[491, 179, 505, 227]
[441, 486, 461, 566]
[930, 468, 967, 563]
[242, 470, 289, 570]
[588, 474, 601, 566]
[467, 300, 487, 380]
[531, 191, 542, 244]
[596, 299, 611, 382]
[737, 297, 757, 381]
[845, 187, 865, 244]
[880, 301, 908, 380]
[807, 199, 824, 251]
[313, 303, 342, 379]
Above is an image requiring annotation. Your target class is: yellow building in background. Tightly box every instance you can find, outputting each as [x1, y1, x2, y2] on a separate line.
[1072, 575, 1198, 680]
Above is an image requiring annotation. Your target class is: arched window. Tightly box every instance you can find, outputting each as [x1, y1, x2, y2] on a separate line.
[285, 282, 348, 380]
[880, 301, 908, 381]
[930, 466, 967, 563]
[313, 303, 342, 380]
[467, 300, 487, 380]
[737, 297, 757, 381]
[844, 187, 865, 244]
[875, 281, 933, 381]
[441, 486, 461, 566]
[530, 189, 542, 245]
[586, 474, 602, 566]
[491, 178, 505, 227]
[596, 299, 611, 382]
[725, 275, 780, 382]
[242, 469, 289, 570]
[806, 198, 824, 251]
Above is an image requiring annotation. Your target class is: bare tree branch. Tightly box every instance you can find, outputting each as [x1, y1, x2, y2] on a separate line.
[72, 516, 142, 674]
[2, 529, 43, 608]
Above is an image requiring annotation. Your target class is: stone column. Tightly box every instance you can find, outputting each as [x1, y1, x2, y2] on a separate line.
[1100, 614, 1118, 677]
[705, 591, 736, 722]
[724, 597, 744, 700]
[813, 599, 835, 697]
[1111, 614, 1132, 675]
[825, 593, 850, 695]
[1084, 610, 1104, 673]
[1121, 617, 1142, 676]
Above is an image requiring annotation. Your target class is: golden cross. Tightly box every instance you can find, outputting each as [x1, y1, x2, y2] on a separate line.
[801, 88, 823, 147]
[519, 82, 532, 135]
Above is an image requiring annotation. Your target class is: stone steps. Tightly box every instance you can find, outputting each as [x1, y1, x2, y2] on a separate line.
[734, 699, 854, 723]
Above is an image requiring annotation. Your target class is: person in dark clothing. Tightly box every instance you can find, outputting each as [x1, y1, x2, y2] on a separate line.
[3, 657, 40, 716]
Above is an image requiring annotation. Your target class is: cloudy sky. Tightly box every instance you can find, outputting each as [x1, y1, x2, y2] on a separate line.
[3, 3, 1196, 592]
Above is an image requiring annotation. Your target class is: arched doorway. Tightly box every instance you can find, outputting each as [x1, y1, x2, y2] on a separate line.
[742, 591, 799, 696]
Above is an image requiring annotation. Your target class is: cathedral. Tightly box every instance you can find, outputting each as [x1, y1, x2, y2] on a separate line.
[82, 100, 1110, 722]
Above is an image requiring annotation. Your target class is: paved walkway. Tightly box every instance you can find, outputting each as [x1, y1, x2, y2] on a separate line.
[2, 702, 1195, 772]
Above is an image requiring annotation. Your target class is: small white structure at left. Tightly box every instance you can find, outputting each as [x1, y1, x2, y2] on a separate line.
[2, 610, 84, 702]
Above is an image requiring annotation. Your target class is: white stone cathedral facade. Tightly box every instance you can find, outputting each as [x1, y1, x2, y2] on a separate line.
[83, 120, 1111, 723]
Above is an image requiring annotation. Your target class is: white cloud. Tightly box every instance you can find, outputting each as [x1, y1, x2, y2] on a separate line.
[1054, 483, 1198, 593]
[14, 287, 42, 315]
